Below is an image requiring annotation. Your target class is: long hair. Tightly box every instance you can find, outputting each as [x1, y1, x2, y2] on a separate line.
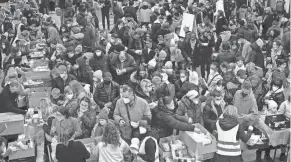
[39, 98, 58, 121]
[101, 122, 120, 147]
[69, 80, 86, 98]
[79, 97, 91, 111]
[59, 127, 74, 146]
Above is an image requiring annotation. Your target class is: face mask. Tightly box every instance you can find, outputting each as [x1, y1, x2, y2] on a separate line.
[120, 59, 125, 63]
[123, 98, 130, 104]
[214, 99, 222, 105]
[60, 74, 67, 79]
[66, 94, 73, 100]
[180, 77, 186, 82]
[162, 74, 168, 82]
[192, 99, 199, 104]
[216, 86, 223, 91]
[238, 78, 245, 83]
[103, 80, 111, 85]
[99, 119, 106, 126]
[68, 53, 74, 58]
[272, 86, 279, 92]
[139, 127, 147, 134]
[96, 52, 102, 56]
[63, 38, 67, 42]
[166, 100, 175, 110]
[61, 29, 66, 32]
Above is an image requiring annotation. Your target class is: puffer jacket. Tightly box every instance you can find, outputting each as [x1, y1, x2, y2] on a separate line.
[176, 96, 203, 125]
[89, 53, 110, 72]
[93, 81, 120, 109]
[155, 101, 195, 139]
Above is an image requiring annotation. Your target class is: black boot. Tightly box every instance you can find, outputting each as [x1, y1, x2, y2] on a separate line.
[279, 153, 286, 161]
[256, 150, 262, 162]
[264, 149, 272, 161]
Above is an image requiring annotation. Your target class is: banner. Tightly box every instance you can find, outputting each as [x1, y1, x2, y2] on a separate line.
[179, 13, 195, 37]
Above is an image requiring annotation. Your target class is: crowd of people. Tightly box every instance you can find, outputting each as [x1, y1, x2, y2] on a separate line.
[0, 0, 289, 162]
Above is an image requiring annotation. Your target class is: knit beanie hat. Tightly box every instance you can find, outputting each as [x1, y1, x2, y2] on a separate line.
[164, 61, 173, 69]
[75, 45, 82, 53]
[98, 109, 108, 120]
[51, 88, 61, 98]
[189, 71, 199, 85]
[93, 70, 103, 80]
[103, 72, 112, 79]
[64, 86, 72, 94]
[148, 59, 157, 67]
[158, 50, 167, 60]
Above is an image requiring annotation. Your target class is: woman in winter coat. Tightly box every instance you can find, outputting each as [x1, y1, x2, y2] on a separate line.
[212, 105, 253, 162]
[76, 97, 96, 139]
[139, 2, 151, 26]
[73, 57, 94, 90]
[264, 80, 285, 107]
[63, 86, 79, 118]
[262, 7, 274, 38]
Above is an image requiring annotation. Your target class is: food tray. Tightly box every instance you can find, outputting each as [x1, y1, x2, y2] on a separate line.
[265, 114, 290, 130]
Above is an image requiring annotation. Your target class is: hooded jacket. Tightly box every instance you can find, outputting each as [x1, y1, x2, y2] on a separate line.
[89, 53, 110, 72]
[155, 101, 195, 138]
[213, 115, 252, 155]
[0, 84, 26, 115]
[233, 90, 258, 115]
[176, 96, 203, 125]
[203, 99, 225, 132]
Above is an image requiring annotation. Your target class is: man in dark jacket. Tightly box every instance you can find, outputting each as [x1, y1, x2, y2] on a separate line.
[101, 0, 111, 30]
[93, 72, 120, 111]
[249, 39, 264, 69]
[0, 80, 27, 115]
[110, 51, 137, 85]
[89, 48, 110, 72]
[123, 1, 137, 22]
[151, 16, 164, 42]
[203, 90, 225, 133]
[52, 65, 77, 93]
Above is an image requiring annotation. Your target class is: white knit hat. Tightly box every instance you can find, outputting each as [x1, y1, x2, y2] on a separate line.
[189, 71, 199, 85]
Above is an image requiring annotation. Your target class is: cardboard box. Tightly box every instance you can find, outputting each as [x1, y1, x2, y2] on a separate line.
[188, 149, 215, 161]
[179, 123, 217, 157]
[0, 113, 24, 136]
[8, 139, 36, 162]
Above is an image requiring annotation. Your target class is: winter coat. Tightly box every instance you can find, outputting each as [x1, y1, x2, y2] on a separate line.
[82, 26, 95, 49]
[216, 50, 236, 64]
[151, 20, 161, 41]
[262, 14, 274, 36]
[89, 54, 110, 72]
[203, 99, 225, 132]
[65, 98, 79, 118]
[249, 42, 264, 69]
[139, 8, 151, 23]
[52, 74, 77, 93]
[128, 71, 148, 90]
[47, 26, 62, 44]
[93, 81, 120, 109]
[0, 84, 26, 115]
[135, 85, 157, 104]
[176, 96, 203, 125]
[174, 80, 189, 100]
[113, 95, 152, 140]
[238, 8, 248, 19]
[56, 140, 90, 162]
[155, 101, 195, 139]
[77, 109, 96, 139]
[233, 90, 258, 115]
[282, 27, 290, 53]
[266, 88, 285, 107]
[215, 16, 228, 35]
[110, 54, 137, 85]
